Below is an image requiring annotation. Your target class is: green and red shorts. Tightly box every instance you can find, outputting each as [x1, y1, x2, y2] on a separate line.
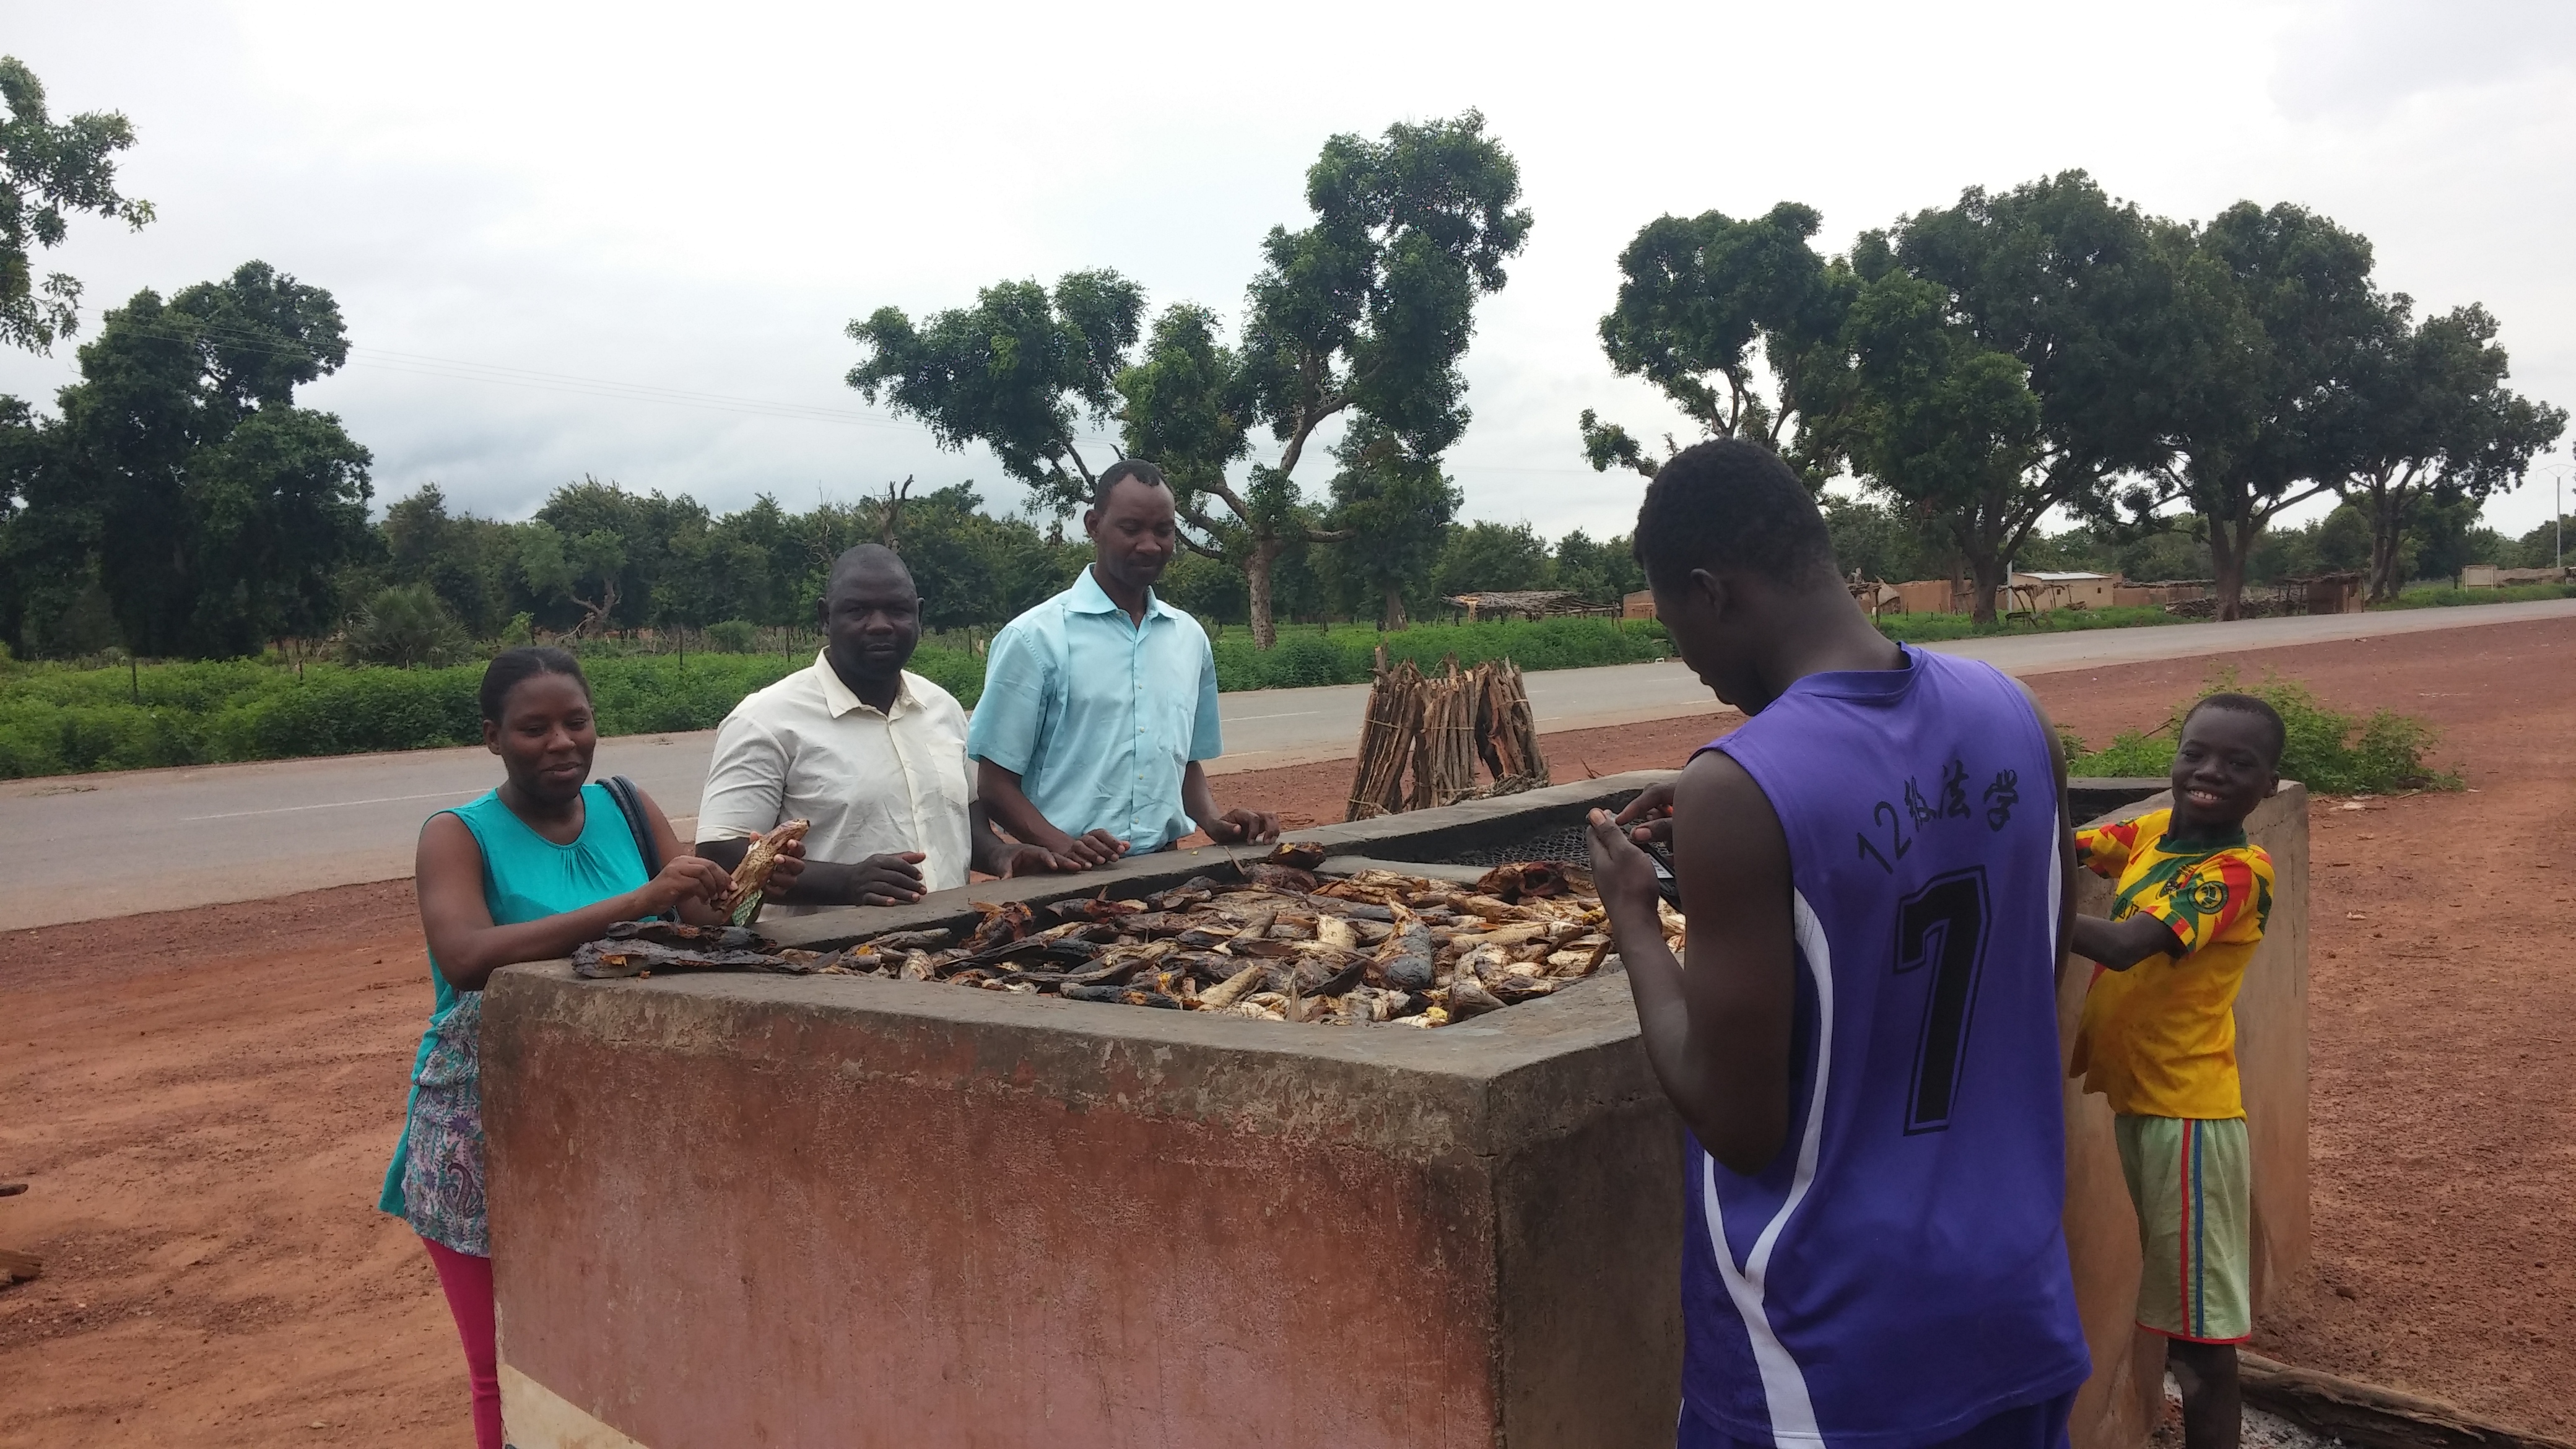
[2115, 1113, 2251, 1344]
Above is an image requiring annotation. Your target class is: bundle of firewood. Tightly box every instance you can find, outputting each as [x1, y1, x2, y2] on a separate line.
[1345, 649, 1550, 822]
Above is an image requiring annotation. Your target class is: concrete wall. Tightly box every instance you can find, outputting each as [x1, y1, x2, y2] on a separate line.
[2060, 784, 2311, 1448]
[482, 772, 2309, 1449]
[484, 776, 1689, 1449]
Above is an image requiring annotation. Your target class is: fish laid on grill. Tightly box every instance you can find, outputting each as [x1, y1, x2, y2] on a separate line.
[567, 843, 1682, 1030]
[811, 845, 1674, 1029]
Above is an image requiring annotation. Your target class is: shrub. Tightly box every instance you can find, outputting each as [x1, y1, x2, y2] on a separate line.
[705, 619, 759, 654]
[2066, 669, 2456, 795]
[346, 585, 474, 669]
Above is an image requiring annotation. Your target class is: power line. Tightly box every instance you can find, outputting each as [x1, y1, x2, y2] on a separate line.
[43, 315, 1129, 445]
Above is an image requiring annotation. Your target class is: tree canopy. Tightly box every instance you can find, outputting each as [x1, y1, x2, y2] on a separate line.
[0, 56, 154, 354]
[852, 110, 1529, 648]
[5, 262, 372, 658]
[1581, 201, 1855, 484]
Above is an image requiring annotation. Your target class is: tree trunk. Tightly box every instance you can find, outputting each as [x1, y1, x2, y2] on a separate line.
[2364, 487, 2404, 602]
[1967, 552, 2008, 627]
[2209, 519, 2252, 622]
[1246, 533, 1284, 650]
[1381, 583, 1409, 632]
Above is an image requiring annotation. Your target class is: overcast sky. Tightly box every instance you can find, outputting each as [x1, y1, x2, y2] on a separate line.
[4, 0, 2572, 543]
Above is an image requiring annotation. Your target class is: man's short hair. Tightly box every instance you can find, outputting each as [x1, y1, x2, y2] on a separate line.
[1630, 438, 1836, 589]
[1094, 458, 1170, 509]
[2183, 692, 2287, 766]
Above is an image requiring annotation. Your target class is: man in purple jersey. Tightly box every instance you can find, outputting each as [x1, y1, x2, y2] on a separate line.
[1588, 440, 2091, 1448]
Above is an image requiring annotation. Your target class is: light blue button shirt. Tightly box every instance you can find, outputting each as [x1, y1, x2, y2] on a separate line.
[967, 567, 1224, 853]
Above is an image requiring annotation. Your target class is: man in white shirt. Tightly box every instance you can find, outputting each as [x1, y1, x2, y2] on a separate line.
[695, 544, 1069, 912]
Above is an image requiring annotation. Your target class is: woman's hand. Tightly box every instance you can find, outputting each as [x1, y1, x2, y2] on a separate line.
[642, 855, 735, 916]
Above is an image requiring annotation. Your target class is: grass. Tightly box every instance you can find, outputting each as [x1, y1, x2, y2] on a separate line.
[0, 619, 1669, 779]
[2066, 668, 2456, 796]
[1874, 605, 2180, 644]
[2375, 581, 2575, 609]
[14, 584, 2513, 781]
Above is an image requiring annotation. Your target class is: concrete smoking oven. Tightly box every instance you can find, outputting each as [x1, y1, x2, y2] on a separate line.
[479, 772, 2309, 1449]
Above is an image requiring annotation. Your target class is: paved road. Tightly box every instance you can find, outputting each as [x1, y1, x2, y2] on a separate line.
[7, 598, 2571, 931]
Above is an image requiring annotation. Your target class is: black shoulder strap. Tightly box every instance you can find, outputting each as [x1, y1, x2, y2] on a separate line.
[600, 774, 661, 879]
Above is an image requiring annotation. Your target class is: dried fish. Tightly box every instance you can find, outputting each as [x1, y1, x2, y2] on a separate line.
[962, 900, 1037, 952]
[1240, 862, 1318, 892]
[868, 928, 954, 952]
[1198, 960, 1268, 1011]
[575, 859, 1655, 1030]
[718, 819, 810, 924]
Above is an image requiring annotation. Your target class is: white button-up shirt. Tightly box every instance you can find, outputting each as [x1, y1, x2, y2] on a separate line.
[694, 652, 975, 915]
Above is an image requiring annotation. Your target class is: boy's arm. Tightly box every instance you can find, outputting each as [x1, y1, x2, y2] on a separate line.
[2073, 820, 2136, 878]
[1587, 750, 1796, 1177]
[2076, 846, 2268, 970]
[2070, 912, 2187, 971]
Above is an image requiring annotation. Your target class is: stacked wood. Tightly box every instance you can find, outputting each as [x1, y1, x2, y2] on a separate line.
[1411, 659, 1480, 811]
[1342, 652, 1551, 822]
[1475, 658, 1547, 792]
[1344, 648, 1422, 822]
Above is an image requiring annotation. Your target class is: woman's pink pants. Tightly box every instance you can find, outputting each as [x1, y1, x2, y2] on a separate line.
[421, 1236, 503, 1449]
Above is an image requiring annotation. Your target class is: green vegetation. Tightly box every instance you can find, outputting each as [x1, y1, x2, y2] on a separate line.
[1211, 619, 1668, 692]
[1581, 177, 2565, 622]
[2376, 581, 2575, 609]
[1875, 606, 2177, 644]
[2067, 670, 2456, 796]
[0, 619, 1669, 779]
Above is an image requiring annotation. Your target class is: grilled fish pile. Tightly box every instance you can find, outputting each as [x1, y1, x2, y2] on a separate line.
[569, 844, 1685, 1030]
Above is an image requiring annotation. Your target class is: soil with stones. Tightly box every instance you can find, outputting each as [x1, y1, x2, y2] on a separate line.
[2, 616, 2567, 1446]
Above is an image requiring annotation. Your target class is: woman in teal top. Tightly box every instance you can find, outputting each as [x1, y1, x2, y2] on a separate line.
[382, 648, 799, 1449]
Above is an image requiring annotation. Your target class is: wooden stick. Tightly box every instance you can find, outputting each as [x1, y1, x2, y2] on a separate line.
[2239, 1352, 2575, 1449]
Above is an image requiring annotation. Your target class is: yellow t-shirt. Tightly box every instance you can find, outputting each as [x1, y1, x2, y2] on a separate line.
[2067, 807, 2274, 1120]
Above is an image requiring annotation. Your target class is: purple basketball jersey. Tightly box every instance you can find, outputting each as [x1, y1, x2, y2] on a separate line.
[1679, 647, 2089, 1445]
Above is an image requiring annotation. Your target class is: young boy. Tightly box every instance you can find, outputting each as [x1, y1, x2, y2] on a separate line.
[1588, 439, 2091, 1448]
[2068, 693, 2285, 1449]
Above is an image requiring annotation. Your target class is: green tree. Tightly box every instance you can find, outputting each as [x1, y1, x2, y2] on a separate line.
[2146, 202, 2389, 620]
[1840, 255, 2045, 625]
[1551, 528, 1645, 606]
[1850, 175, 2180, 623]
[2323, 300, 2565, 599]
[1819, 495, 1954, 585]
[1152, 111, 1530, 646]
[28, 262, 372, 657]
[1432, 520, 1552, 598]
[846, 271, 1142, 507]
[1322, 420, 1458, 629]
[854, 114, 1529, 651]
[0, 57, 154, 354]
[375, 483, 531, 637]
[1578, 201, 1856, 484]
[2514, 514, 2568, 572]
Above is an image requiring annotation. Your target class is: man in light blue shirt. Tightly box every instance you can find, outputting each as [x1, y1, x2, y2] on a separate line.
[969, 461, 1281, 864]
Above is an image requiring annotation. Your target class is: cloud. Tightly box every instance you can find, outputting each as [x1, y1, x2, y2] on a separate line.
[1, 0, 2567, 543]
[2269, 0, 2576, 121]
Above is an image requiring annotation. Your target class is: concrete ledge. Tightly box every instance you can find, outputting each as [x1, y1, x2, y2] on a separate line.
[482, 771, 2310, 1449]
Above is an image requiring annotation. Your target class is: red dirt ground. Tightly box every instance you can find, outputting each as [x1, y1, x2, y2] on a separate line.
[2, 616, 2568, 1446]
